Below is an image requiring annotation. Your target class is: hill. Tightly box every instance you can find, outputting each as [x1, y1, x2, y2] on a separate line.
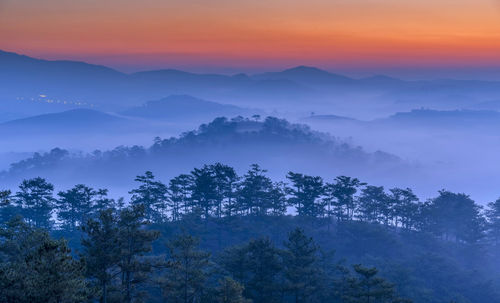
[253, 65, 355, 86]
[120, 95, 257, 121]
[375, 109, 500, 131]
[0, 116, 403, 192]
[0, 108, 143, 135]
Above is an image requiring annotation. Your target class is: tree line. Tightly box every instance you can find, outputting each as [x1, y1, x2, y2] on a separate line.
[0, 206, 411, 303]
[1, 163, 499, 245]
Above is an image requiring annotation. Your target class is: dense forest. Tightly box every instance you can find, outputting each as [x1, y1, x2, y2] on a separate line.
[1, 163, 499, 303]
[0, 116, 401, 192]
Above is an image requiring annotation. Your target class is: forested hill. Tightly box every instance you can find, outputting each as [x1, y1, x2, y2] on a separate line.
[0, 116, 402, 191]
[1, 164, 500, 303]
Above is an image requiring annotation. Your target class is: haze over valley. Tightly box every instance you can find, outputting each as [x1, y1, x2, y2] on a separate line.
[2, 50, 500, 202]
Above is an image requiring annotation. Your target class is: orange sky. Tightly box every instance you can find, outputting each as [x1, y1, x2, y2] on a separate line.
[1, 0, 500, 72]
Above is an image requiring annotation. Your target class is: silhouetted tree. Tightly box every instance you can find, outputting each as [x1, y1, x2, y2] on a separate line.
[214, 277, 251, 303]
[269, 181, 288, 216]
[286, 172, 325, 218]
[15, 177, 55, 229]
[242, 238, 283, 303]
[423, 191, 485, 244]
[191, 165, 219, 219]
[0, 190, 17, 225]
[0, 217, 88, 303]
[168, 174, 193, 220]
[237, 164, 276, 216]
[117, 204, 160, 303]
[357, 186, 389, 224]
[92, 189, 118, 214]
[211, 163, 239, 218]
[326, 176, 366, 221]
[81, 209, 120, 303]
[283, 228, 322, 303]
[389, 188, 420, 230]
[348, 264, 403, 303]
[486, 198, 500, 246]
[129, 171, 168, 223]
[57, 184, 98, 230]
[161, 233, 211, 303]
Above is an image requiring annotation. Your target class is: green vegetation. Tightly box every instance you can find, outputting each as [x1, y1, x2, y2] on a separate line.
[1, 163, 499, 302]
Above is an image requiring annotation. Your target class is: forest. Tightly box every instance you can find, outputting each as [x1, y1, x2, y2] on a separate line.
[1, 163, 499, 303]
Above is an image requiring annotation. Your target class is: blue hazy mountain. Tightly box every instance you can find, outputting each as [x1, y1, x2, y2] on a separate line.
[253, 66, 355, 86]
[303, 114, 357, 122]
[120, 94, 257, 120]
[4, 50, 500, 118]
[0, 108, 142, 134]
[0, 50, 128, 104]
[305, 109, 500, 130]
[376, 109, 500, 130]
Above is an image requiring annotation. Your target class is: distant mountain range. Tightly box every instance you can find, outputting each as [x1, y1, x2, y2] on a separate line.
[305, 108, 500, 132]
[4, 50, 500, 117]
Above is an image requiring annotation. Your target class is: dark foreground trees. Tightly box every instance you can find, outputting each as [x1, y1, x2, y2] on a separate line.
[0, 211, 414, 303]
[1, 162, 500, 302]
[161, 233, 211, 303]
[0, 217, 87, 303]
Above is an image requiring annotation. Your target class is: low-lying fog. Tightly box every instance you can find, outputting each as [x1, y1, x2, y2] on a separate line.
[2, 50, 500, 204]
[1, 109, 499, 205]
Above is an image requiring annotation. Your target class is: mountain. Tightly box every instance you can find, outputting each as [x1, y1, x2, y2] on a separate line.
[0, 50, 129, 106]
[4, 50, 500, 117]
[120, 95, 257, 121]
[0, 50, 312, 111]
[0, 108, 141, 134]
[253, 65, 355, 86]
[303, 114, 357, 122]
[375, 109, 500, 130]
[304, 109, 500, 131]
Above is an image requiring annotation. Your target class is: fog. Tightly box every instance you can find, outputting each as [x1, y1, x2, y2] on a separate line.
[2, 50, 500, 205]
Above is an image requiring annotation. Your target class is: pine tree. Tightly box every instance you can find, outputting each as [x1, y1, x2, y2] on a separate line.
[211, 163, 239, 218]
[268, 181, 288, 216]
[286, 172, 325, 218]
[325, 176, 366, 221]
[24, 237, 88, 303]
[349, 264, 400, 303]
[243, 238, 283, 303]
[388, 188, 420, 230]
[129, 171, 169, 223]
[215, 277, 251, 303]
[15, 177, 55, 229]
[117, 204, 160, 303]
[219, 238, 283, 303]
[219, 244, 250, 283]
[191, 165, 219, 219]
[0, 190, 17, 225]
[162, 233, 211, 303]
[81, 209, 121, 303]
[424, 191, 485, 243]
[486, 198, 500, 246]
[57, 184, 98, 230]
[92, 189, 118, 215]
[168, 174, 194, 220]
[283, 228, 322, 303]
[237, 164, 275, 216]
[357, 186, 389, 224]
[0, 217, 88, 303]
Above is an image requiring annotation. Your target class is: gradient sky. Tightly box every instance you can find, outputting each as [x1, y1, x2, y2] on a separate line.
[1, 0, 500, 76]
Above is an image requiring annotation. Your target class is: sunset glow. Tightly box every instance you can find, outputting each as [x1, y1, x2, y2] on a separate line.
[2, 0, 500, 72]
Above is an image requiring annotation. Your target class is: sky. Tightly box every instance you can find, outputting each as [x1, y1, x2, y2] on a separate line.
[1, 0, 500, 77]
